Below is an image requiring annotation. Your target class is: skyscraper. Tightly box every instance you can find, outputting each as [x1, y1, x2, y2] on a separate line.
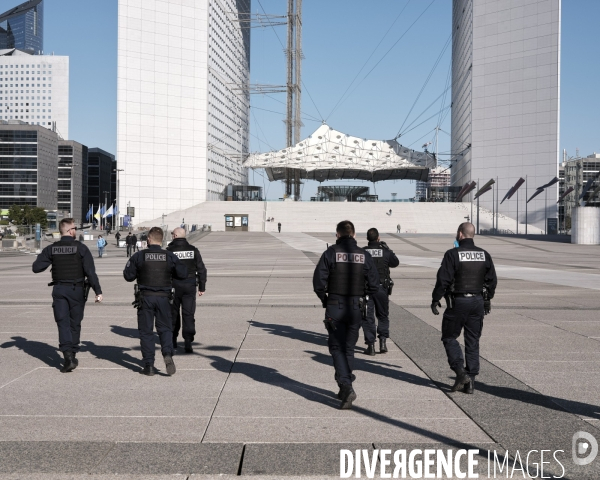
[0, 0, 44, 55]
[451, 0, 560, 231]
[117, 0, 250, 224]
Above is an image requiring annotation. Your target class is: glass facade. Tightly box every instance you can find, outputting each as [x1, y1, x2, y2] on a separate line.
[0, 0, 44, 55]
[0, 129, 38, 209]
[87, 148, 114, 210]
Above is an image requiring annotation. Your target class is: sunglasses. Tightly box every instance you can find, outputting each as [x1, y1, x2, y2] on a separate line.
[69, 227, 78, 232]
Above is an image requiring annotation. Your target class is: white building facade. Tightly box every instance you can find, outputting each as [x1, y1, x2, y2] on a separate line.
[0, 52, 69, 139]
[117, 0, 250, 224]
[451, 0, 560, 231]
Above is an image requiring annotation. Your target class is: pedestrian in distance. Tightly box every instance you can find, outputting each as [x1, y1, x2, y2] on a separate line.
[396, 224, 401, 233]
[313, 220, 380, 409]
[32, 218, 103, 372]
[167, 227, 207, 353]
[362, 228, 400, 355]
[123, 226, 188, 376]
[126, 232, 133, 257]
[132, 232, 138, 253]
[278, 222, 281, 233]
[115, 231, 121, 246]
[97, 235, 106, 258]
[431, 222, 497, 394]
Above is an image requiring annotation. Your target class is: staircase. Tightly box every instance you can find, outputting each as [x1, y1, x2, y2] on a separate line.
[138, 201, 543, 234]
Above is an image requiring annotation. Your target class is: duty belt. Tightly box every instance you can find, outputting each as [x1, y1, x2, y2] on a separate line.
[140, 290, 171, 297]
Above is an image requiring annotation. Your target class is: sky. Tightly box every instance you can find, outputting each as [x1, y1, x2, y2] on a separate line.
[6, 0, 598, 201]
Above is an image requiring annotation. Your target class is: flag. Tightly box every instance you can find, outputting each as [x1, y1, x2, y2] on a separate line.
[94, 205, 102, 221]
[100, 204, 106, 216]
[103, 205, 114, 218]
[85, 205, 93, 221]
[114, 204, 118, 218]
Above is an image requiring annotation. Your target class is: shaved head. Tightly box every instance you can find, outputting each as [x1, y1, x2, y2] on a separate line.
[172, 227, 186, 238]
[458, 222, 475, 239]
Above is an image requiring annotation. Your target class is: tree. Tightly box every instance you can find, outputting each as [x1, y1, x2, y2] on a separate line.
[8, 205, 48, 228]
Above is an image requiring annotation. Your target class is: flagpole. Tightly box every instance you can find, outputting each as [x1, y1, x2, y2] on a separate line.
[525, 176, 528, 235]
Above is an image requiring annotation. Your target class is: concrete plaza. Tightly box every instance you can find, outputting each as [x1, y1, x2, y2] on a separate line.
[0, 231, 599, 479]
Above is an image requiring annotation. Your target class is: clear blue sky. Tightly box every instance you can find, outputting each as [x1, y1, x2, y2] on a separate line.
[7, 0, 597, 200]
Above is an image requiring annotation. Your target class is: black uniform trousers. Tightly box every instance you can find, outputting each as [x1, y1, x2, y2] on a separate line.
[51, 284, 86, 353]
[441, 295, 484, 378]
[137, 293, 174, 366]
[126, 244, 133, 257]
[171, 280, 197, 342]
[326, 294, 362, 386]
[363, 285, 389, 344]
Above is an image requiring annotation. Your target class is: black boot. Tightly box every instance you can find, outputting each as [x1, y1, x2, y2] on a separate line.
[379, 338, 388, 354]
[337, 383, 343, 399]
[172, 334, 178, 350]
[60, 351, 76, 373]
[163, 354, 176, 376]
[72, 352, 79, 367]
[141, 364, 157, 376]
[364, 344, 376, 356]
[339, 384, 357, 410]
[450, 368, 471, 392]
[184, 339, 193, 354]
[463, 377, 475, 394]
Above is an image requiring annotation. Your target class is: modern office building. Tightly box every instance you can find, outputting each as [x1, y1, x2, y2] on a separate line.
[0, 121, 57, 210]
[0, 0, 44, 55]
[451, 0, 560, 230]
[0, 52, 69, 139]
[117, 0, 251, 223]
[559, 153, 600, 230]
[416, 166, 451, 201]
[58, 140, 87, 224]
[87, 147, 115, 211]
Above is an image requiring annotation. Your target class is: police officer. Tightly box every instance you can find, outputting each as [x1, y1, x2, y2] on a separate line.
[32, 218, 103, 372]
[313, 220, 380, 409]
[362, 228, 400, 355]
[167, 227, 207, 353]
[123, 226, 187, 376]
[431, 222, 497, 394]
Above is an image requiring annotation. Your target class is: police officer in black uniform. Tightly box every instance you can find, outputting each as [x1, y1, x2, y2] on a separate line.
[363, 228, 400, 355]
[167, 227, 207, 353]
[431, 222, 497, 394]
[313, 220, 380, 409]
[123, 226, 187, 376]
[32, 218, 103, 373]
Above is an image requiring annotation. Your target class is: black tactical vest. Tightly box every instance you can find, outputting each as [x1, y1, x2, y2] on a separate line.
[167, 241, 196, 278]
[51, 241, 85, 282]
[453, 246, 487, 293]
[327, 243, 367, 296]
[364, 243, 389, 284]
[137, 250, 172, 287]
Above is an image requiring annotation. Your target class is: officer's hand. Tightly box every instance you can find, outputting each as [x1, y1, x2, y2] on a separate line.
[431, 300, 441, 315]
[380, 241, 389, 250]
[198, 291, 205, 297]
[95, 295, 103, 303]
[484, 300, 491, 315]
[321, 294, 328, 308]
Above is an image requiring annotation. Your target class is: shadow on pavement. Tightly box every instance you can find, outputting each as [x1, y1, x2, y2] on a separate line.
[0, 336, 62, 369]
[82, 341, 141, 373]
[202, 352, 491, 447]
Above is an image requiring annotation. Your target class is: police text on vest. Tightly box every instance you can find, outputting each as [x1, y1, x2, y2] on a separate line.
[336, 253, 365, 263]
[366, 249, 383, 257]
[145, 253, 166, 261]
[173, 251, 194, 259]
[458, 251, 485, 262]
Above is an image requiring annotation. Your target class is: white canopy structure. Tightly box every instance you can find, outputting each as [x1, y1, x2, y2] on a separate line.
[244, 124, 436, 182]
